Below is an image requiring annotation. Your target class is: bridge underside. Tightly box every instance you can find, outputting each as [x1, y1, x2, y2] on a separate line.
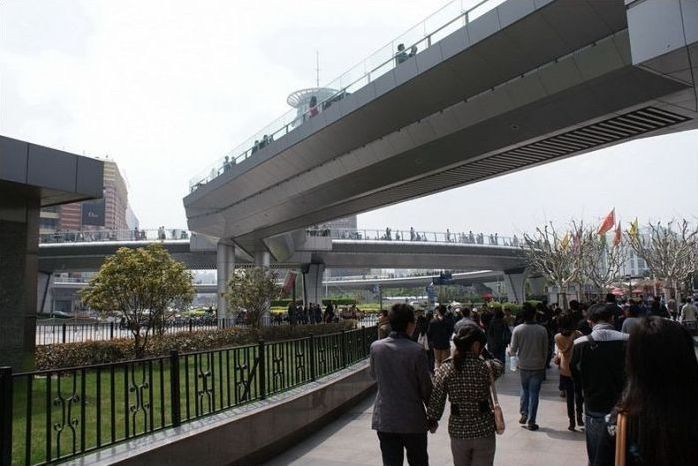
[184, 0, 698, 259]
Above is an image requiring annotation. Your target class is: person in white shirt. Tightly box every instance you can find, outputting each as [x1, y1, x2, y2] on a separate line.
[680, 297, 697, 331]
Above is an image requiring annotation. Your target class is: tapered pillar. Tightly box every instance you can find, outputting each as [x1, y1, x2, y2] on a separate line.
[302, 263, 326, 307]
[528, 276, 546, 297]
[504, 268, 528, 304]
[254, 250, 271, 268]
[216, 241, 235, 318]
[37, 272, 55, 314]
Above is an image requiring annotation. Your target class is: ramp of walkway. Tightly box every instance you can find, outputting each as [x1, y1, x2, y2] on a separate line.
[263, 366, 587, 466]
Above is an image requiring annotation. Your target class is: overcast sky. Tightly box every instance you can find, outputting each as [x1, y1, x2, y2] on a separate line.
[1, 0, 697, 238]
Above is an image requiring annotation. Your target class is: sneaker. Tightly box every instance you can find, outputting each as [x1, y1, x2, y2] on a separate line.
[577, 413, 584, 427]
[519, 415, 528, 424]
[522, 423, 539, 431]
[568, 423, 575, 432]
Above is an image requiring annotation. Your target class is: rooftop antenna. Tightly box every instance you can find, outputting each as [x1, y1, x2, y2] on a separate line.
[315, 50, 320, 87]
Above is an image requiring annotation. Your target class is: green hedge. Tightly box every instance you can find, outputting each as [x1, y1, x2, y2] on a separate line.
[35, 321, 357, 370]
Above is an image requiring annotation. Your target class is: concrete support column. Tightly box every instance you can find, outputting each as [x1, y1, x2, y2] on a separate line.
[216, 241, 235, 318]
[504, 268, 528, 304]
[528, 276, 546, 297]
[0, 194, 40, 370]
[302, 263, 326, 307]
[37, 272, 55, 315]
[254, 250, 271, 268]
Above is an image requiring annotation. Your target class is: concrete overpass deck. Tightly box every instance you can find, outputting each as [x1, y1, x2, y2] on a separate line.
[184, 0, 698, 257]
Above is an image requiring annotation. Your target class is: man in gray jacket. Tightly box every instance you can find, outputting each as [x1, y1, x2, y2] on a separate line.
[509, 303, 548, 431]
[370, 303, 434, 466]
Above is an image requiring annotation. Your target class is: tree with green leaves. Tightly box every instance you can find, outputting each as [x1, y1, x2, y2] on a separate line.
[227, 267, 281, 328]
[81, 243, 194, 357]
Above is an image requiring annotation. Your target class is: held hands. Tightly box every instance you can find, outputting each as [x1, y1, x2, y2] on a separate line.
[427, 418, 439, 434]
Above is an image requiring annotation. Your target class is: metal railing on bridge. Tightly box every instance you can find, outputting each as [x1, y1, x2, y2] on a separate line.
[39, 228, 191, 244]
[1, 327, 378, 466]
[189, 0, 507, 190]
[306, 227, 522, 247]
[40, 227, 524, 248]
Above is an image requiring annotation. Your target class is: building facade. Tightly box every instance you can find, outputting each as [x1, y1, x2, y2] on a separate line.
[39, 159, 135, 233]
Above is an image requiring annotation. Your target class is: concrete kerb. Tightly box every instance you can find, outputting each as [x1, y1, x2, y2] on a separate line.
[64, 361, 375, 466]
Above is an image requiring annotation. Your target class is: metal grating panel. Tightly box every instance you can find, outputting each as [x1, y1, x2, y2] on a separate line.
[368, 106, 690, 203]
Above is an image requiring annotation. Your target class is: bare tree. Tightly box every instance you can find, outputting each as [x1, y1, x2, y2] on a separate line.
[523, 223, 587, 310]
[625, 219, 698, 300]
[583, 229, 628, 296]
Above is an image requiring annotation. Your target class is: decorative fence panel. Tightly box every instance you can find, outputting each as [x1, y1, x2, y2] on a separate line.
[0, 327, 377, 466]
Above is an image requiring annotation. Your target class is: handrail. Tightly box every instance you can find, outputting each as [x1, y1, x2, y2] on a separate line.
[307, 227, 522, 247]
[189, 0, 507, 190]
[39, 228, 191, 244]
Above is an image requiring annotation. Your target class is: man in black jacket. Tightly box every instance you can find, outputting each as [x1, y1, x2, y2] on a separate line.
[371, 304, 433, 465]
[427, 305, 454, 369]
[571, 304, 628, 466]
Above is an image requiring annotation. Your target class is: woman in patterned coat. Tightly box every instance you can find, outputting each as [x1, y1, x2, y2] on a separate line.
[427, 325, 504, 466]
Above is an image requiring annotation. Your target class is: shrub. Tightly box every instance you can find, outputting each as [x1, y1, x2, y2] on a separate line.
[35, 321, 358, 370]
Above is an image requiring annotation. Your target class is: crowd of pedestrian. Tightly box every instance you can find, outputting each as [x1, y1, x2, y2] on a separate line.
[277, 300, 368, 325]
[369, 294, 698, 466]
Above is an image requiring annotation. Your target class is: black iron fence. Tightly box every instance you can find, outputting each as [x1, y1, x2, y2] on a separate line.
[1, 326, 377, 466]
[35, 316, 379, 345]
[35, 320, 226, 345]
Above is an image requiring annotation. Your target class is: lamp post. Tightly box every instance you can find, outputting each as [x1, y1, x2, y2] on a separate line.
[625, 274, 633, 299]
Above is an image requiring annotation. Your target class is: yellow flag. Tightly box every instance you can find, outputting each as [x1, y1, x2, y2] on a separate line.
[560, 232, 570, 250]
[628, 218, 639, 239]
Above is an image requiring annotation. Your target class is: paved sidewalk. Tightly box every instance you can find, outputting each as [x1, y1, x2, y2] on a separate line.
[263, 365, 587, 466]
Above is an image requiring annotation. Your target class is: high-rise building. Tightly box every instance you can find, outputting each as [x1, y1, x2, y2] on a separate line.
[40, 158, 135, 233]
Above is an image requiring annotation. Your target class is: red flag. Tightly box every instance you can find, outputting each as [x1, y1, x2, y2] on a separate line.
[282, 271, 297, 296]
[613, 222, 622, 246]
[598, 208, 615, 235]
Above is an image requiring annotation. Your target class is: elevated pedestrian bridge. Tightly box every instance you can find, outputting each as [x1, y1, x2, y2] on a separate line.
[51, 269, 503, 294]
[37, 227, 526, 272]
[184, 0, 698, 258]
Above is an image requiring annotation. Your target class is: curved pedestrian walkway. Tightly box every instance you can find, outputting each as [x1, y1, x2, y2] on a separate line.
[263, 366, 587, 466]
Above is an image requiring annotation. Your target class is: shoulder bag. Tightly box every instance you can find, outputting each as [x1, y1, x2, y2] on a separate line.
[487, 362, 505, 435]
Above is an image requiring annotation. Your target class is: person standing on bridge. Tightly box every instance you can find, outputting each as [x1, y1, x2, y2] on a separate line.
[395, 43, 408, 65]
[371, 303, 434, 466]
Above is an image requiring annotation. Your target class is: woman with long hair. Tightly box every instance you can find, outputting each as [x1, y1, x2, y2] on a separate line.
[554, 315, 584, 431]
[615, 317, 698, 465]
[427, 325, 503, 466]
